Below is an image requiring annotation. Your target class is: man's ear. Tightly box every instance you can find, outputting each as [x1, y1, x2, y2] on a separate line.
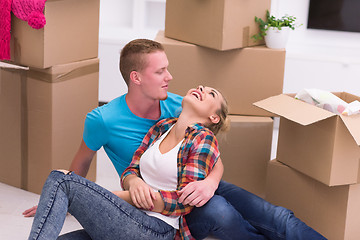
[209, 114, 220, 124]
[130, 71, 141, 85]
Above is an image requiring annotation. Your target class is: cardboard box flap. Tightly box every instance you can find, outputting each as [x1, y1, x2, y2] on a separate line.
[28, 58, 100, 83]
[156, 31, 194, 46]
[254, 94, 336, 125]
[340, 114, 360, 146]
[0, 62, 29, 70]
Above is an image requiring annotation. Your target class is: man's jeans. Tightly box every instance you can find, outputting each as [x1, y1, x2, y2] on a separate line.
[28, 171, 176, 240]
[185, 180, 327, 240]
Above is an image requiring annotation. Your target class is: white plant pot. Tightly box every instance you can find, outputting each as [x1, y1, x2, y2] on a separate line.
[264, 27, 291, 49]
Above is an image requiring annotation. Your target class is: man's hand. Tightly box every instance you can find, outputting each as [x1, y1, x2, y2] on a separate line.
[22, 205, 37, 217]
[127, 177, 156, 211]
[178, 179, 217, 207]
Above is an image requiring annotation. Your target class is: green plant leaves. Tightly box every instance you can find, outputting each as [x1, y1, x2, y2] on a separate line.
[252, 10, 299, 41]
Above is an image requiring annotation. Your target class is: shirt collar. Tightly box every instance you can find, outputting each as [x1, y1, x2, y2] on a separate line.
[158, 118, 208, 136]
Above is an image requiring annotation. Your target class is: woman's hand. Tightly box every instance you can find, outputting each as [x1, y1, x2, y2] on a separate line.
[178, 178, 217, 207]
[127, 176, 157, 211]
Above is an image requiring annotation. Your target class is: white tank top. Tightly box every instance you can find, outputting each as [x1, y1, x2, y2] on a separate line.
[139, 126, 183, 229]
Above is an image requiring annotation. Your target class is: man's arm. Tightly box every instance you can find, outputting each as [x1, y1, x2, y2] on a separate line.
[69, 139, 96, 177]
[178, 157, 224, 207]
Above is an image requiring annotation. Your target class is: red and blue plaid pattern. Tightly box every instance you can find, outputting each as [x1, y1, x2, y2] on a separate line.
[121, 118, 220, 240]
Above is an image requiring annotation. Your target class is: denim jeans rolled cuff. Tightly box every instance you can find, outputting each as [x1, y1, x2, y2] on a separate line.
[28, 170, 176, 240]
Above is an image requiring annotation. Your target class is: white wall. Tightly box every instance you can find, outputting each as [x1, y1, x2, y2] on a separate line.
[272, 0, 360, 94]
[98, 0, 360, 102]
[98, 0, 166, 102]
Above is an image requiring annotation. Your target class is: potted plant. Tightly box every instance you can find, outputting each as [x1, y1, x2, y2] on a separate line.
[252, 10, 300, 49]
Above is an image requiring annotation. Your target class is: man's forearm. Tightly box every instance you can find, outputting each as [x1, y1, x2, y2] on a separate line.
[69, 158, 91, 177]
[69, 139, 96, 177]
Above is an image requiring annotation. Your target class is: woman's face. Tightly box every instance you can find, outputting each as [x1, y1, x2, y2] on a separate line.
[183, 85, 223, 124]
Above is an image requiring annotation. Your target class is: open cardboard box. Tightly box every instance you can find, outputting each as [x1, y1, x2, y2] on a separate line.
[0, 59, 98, 193]
[254, 93, 360, 186]
[10, 0, 100, 68]
[156, 31, 285, 116]
[266, 159, 360, 240]
[165, 0, 270, 50]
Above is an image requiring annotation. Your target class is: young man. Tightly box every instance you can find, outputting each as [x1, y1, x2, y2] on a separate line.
[24, 39, 326, 240]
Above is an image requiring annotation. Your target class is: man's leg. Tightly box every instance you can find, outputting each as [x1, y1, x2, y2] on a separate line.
[215, 181, 327, 240]
[29, 170, 175, 240]
[57, 230, 92, 240]
[185, 195, 268, 240]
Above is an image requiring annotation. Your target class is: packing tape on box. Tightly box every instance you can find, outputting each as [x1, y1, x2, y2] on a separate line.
[242, 26, 250, 47]
[28, 62, 99, 83]
[0, 63, 28, 97]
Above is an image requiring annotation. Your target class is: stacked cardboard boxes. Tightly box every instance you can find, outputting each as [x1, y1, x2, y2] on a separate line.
[165, 0, 270, 50]
[0, 0, 100, 194]
[254, 93, 360, 239]
[160, 0, 285, 197]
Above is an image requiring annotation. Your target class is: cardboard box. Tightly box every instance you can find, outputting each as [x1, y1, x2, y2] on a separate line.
[0, 59, 99, 194]
[266, 160, 360, 240]
[0, 63, 28, 189]
[254, 93, 360, 186]
[165, 0, 270, 50]
[217, 115, 273, 197]
[10, 0, 100, 68]
[155, 31, 285, 116]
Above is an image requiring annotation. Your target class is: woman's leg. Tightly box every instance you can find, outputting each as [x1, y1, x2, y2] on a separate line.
[185, 195, 268, 240]
[29, 170, 175, 240]
[215, 181, 327, 240]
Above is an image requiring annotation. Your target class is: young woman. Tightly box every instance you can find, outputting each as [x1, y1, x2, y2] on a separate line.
[28, 85, 229, 240]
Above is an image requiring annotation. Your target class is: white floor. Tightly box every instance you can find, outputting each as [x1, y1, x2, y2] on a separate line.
[0, 119, 279, 240]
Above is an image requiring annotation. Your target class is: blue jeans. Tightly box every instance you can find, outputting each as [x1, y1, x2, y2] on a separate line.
[186, 180, 327, 240]
[28, 171, 176, 240]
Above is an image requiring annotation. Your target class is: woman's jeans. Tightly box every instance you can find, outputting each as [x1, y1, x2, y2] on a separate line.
[185, 180, 327, 240]
[28, 170, 176, 240]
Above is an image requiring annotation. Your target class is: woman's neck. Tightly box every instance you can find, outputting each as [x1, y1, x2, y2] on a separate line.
[159, 111, 206, 154]
[173, 112, 204, 140]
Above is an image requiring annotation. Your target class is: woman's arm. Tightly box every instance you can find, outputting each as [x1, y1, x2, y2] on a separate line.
[113, 190, 165, 213]
[178, 157, 223, 207]
[122, 175, 158, 211]
[120, 119, 174, 211]
[159, 130, 220, 217]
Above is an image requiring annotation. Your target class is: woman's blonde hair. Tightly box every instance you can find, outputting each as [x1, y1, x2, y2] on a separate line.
[206, 94, 230, 135]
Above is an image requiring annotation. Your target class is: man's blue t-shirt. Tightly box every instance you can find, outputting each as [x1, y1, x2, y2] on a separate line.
[83, 92, 183, 176]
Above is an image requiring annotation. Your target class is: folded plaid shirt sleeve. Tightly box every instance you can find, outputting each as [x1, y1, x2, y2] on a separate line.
[159, 127, 220, 217]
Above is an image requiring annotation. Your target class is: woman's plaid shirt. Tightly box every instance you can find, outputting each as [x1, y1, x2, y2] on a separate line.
[121, 117, 220, 240]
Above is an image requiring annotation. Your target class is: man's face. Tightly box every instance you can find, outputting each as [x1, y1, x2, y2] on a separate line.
[137, 51, 173, 101]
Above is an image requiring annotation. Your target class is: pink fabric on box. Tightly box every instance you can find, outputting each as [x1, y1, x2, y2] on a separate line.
[0, 0, 47, 61]
[0, 0, 12, 60]
[12, 0, 47, 29]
